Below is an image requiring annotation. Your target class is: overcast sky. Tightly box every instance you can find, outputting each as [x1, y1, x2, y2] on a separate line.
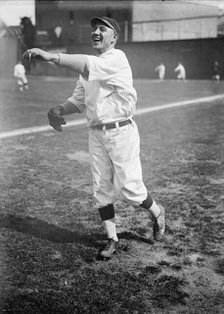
[0, 0, 35, 26]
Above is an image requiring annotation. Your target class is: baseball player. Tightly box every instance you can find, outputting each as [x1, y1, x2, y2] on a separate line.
[174, 62, 186, 80]
[213, 61, 221, 81]
[24, 16, 165, 259]
[14, 60, 29, 91]
[155, 63, 165, 80]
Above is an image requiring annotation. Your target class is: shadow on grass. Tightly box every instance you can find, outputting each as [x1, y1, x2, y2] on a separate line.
[0, 214, 153, 247]
[0, 213, 103, 245]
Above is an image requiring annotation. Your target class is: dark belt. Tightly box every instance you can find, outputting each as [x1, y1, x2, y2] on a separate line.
[92, 118, 133, 130]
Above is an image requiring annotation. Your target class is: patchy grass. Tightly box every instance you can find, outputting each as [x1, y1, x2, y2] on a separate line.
[0, 78, 224, 313]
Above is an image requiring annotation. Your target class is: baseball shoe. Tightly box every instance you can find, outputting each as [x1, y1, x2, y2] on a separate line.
[100, 238, 119, 259]
[153, 205, 165, 241]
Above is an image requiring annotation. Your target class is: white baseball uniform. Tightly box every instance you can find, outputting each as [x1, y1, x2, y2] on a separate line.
[14, 63, 28, 89]
[65, 48, 148, 207]
[174, 63, 186, 80]
[155, 63, 165, 80]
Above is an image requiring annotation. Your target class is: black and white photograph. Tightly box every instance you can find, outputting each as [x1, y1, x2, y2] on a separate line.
[0, 0, 224, 313]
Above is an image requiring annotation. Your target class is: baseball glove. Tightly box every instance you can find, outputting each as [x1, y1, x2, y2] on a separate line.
[48, 105, 66, 132]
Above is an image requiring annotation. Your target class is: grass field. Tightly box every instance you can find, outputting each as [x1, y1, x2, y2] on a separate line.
[0, 76, 224, 313]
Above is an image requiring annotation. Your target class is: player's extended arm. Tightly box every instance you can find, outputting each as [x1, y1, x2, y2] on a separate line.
[23, 48, 89, 78]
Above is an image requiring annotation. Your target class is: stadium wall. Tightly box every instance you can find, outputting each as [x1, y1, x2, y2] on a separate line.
[29, 37, 224, 80]
[0, 37, 18, 76]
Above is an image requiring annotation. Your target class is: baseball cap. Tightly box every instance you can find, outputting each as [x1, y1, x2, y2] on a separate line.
[91, 16, 121, 35]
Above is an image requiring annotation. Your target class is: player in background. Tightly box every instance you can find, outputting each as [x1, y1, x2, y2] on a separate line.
[213, 61, 221, 82]
[174, 62, 186, 81]
[14, 60, 29, 92]
[155, 63, 166, 80]
[23, 16, 165, 259]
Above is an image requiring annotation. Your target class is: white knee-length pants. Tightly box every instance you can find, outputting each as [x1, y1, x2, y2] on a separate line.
[88, 121, 148, 207]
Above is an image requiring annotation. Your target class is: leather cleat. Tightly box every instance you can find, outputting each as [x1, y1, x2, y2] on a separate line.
[100, 238, 119, 259]
[153, 205, 165, 241]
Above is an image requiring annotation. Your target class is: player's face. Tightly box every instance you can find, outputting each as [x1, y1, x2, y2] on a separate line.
[91, 23, 117, 54]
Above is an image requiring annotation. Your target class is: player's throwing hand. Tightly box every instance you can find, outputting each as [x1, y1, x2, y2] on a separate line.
[23, 48, 56, 62]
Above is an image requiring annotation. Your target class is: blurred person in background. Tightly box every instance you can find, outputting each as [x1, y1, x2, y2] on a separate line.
[14, 60, 29, 92]
[174, 62, 186, 81]
[155, 63, 166, 80]
[213, 61, 221, 82]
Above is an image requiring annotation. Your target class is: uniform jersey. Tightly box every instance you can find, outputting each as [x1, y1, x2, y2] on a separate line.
[174, 64, 186, 79]
[155, 64, 165, 79]
[67, 48, 137, 126]
[14, 63, 26, 78]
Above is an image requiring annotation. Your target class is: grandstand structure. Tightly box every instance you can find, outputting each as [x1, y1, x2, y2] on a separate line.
[35, 0, 220, 46]
[132, 1, 219, 41]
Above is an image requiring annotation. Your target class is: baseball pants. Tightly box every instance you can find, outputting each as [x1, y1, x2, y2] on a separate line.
[88, 120, 148, 207]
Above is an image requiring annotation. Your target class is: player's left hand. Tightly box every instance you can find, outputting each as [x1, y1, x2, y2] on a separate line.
[48, 105, 66, 132]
